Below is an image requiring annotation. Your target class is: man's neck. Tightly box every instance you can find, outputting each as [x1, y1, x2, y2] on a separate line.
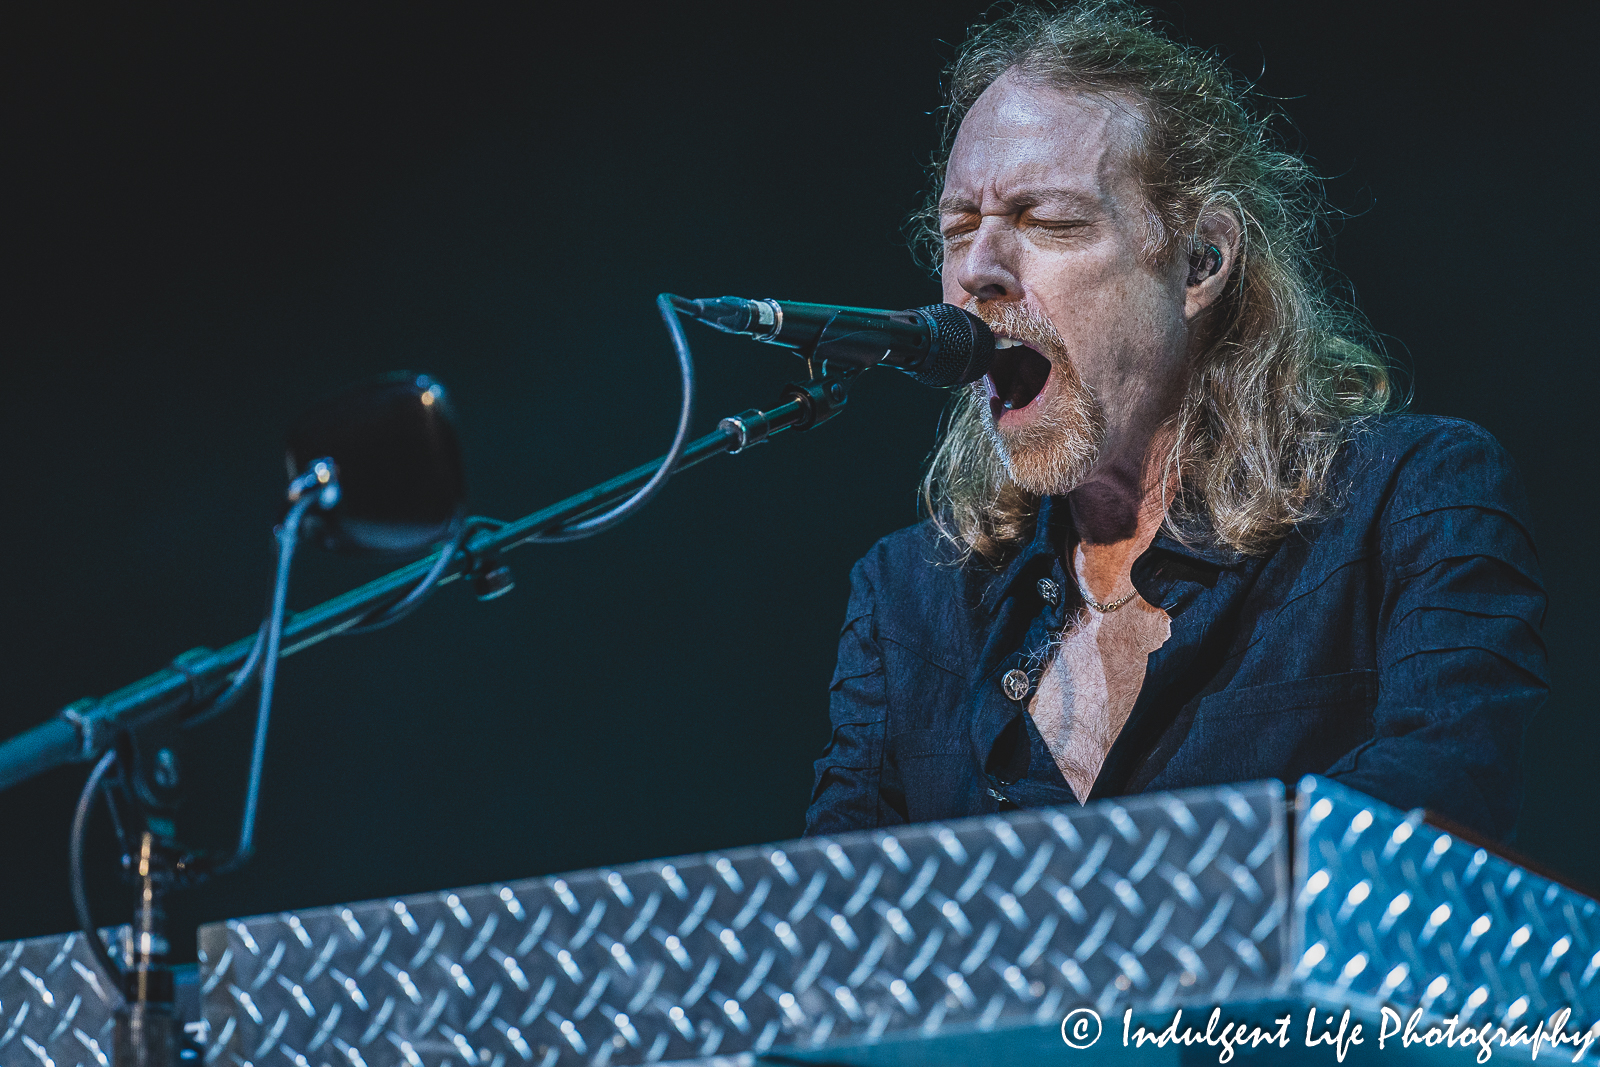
[1064, 434, 1173, 603]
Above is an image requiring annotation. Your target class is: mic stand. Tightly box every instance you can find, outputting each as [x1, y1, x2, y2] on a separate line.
[116, 831, 180, 1067]
[84, 726, 200, 1067]
[3, 363, 862, 1067]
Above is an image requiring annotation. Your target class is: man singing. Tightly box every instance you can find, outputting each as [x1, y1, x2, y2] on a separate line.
[806, 1, 1546, 840]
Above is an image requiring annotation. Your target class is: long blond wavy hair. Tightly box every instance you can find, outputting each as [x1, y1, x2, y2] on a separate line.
[914, 0, 1398, 565]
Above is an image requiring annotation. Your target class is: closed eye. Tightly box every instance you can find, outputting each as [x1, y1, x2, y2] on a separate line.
[1025, 216, 1091, 234]
[939, 216, 979, 242]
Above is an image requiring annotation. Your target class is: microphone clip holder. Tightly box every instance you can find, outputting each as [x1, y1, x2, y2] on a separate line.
[780, 367, 854, 432]
[719, 363, 857, 453]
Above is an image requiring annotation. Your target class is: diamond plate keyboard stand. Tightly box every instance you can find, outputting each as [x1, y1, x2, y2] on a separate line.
[194, 782, 1291, 1066]
[1292, 775, 1600, 1059]
[0, 777, 1564, 1065]
[0, 930, 123, 1067]
[0, 928, 203, 1067]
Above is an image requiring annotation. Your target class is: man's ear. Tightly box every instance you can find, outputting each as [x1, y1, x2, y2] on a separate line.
[1183, 210, 1241, 322]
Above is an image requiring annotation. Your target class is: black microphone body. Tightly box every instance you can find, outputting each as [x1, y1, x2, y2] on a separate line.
[675, 296, 993, 388]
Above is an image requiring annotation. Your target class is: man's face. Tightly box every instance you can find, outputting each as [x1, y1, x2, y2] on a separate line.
[940, 71, 1194, 496]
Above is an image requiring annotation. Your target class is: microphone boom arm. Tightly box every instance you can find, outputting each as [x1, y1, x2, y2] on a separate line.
[0, 363, 858, 793]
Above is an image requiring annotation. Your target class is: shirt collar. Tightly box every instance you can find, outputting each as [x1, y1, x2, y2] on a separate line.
[979, 495, 1069, 614]
[1146, 528, 1245, 568]
[980, 495, 1245, 614]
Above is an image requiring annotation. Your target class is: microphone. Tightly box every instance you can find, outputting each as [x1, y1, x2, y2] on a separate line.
[672, 296, 993, 388]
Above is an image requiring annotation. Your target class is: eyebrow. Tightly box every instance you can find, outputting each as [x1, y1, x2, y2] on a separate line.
[938, 187, 1106, 216]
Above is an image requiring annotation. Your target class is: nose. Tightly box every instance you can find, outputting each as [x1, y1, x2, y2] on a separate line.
[951, 221, 1022, 303]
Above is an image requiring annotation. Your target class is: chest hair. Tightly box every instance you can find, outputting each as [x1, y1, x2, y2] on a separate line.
[1027, 597, 1172, 802]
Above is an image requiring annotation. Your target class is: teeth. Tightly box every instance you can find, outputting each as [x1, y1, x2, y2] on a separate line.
[994, 337, 1019, 349]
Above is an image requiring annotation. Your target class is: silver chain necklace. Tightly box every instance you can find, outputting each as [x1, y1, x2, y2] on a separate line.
[1072, 575, 1139, 613]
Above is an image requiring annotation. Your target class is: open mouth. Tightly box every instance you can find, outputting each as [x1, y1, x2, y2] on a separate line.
[985, 338, 1052, 421]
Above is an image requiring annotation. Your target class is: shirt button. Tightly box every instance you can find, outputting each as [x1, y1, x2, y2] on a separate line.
[1002, 668, 1030, 702]
[1036, 578, 1060, 606]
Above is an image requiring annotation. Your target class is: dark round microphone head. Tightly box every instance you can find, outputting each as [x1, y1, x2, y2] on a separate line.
[286, 372, 466, 554]
[908, 304, 995, 388]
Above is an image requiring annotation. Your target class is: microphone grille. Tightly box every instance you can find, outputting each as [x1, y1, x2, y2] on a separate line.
[909, 304, 994, 388]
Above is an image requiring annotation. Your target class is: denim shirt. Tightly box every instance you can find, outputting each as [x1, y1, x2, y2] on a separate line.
[804, 415, 1548, 841]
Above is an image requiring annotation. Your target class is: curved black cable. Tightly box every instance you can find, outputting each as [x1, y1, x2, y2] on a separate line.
[69, 749, 126, 1008]
[339, 516, 505, 635]
[181, 619, 270, 730]
[529, 293, 695, 542]
[210, 492, 313, 875]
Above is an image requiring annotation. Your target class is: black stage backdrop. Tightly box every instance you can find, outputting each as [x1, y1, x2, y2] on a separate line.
[1, 2, 1594, 959]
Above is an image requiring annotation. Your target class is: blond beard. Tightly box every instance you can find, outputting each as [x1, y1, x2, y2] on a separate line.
[972, 302, 1106, 496]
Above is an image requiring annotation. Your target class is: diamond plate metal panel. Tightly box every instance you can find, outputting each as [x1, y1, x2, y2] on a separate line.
[199, 781, 1289, 1066]
[0, 930, 122, 1067]
[1294, 775, 1600, 1036]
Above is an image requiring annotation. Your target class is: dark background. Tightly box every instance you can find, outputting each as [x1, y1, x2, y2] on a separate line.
[1, 2, 1593, 959]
